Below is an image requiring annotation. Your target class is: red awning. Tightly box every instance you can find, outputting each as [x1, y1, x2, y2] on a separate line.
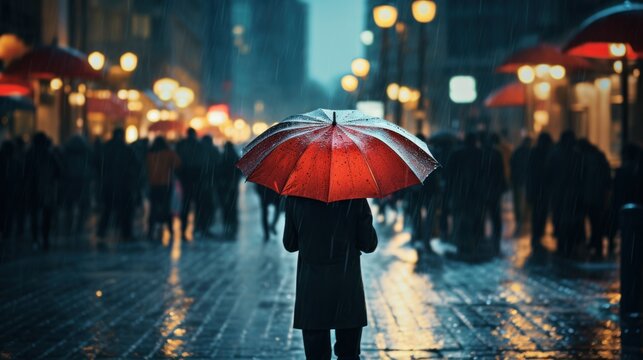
[87, 94, 129, 118]
[0, 76, 32, 97]
[484, 82, 525, 108]
[3, 46, 102, 80]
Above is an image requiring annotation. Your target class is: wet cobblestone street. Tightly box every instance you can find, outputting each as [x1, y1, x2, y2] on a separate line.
[0, 188, 629, 359]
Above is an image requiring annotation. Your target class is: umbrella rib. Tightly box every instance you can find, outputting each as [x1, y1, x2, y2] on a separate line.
[281, 128, 331, 194]
[327, 129, 335, 203]
[344, 126, 428, 183]
[338, 127, 382, 197]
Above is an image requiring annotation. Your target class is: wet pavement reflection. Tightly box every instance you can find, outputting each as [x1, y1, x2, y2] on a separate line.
[0, 184, 636, 358]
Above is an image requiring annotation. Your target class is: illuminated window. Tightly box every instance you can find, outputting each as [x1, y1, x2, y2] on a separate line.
[449, 76, 477, 103]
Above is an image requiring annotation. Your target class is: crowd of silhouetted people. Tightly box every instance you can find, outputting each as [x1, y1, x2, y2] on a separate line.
[0, 128, 242, 251]
[381, 130, 643, 261]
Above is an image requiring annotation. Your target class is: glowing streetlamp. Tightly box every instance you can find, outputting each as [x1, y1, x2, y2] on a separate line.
[373, 5, 398, 28]
[609, 43, 626, 57]
[341, 74, 359, 93]
[120, 52, 138, 72]
[351, 58, 370, 78]
[360, 30, 374, 46]
[87, 51, 105, 71]
[68, 92, 86, 106]
[173, 87, 195, 108]
[50, 78, 63, 91]
[125, 125, 138, 143]
[153, 78, 179, 102]
[517, 65, 535, 84]
[613, 60, 623, 74]
[398, 86, 412, 103]
[411, 0, 436, 23]
[387, 83, 399, 100]
[189, 116, 205, 130]
[252, 122, 269, 136]
[533, 82, 551, 100]
[146, 109, 160, 122]
[549, 65, 566, 80]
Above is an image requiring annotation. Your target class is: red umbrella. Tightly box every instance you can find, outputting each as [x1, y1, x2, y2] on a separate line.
[236, 109, 439, 203]
[2, 46, 101, 80]
[484, 82, 525, 108]
[496, 44, 591, 73]
[567, 42, 641, 60]
[563, 2, 643, 57]
[0, 76, 32, 97]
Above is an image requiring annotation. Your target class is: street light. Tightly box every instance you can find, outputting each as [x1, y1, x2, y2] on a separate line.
[373, 5, 398, 28]
[88, 51, 105, 71]
[534, 82, 551, 100]
[173, 86, 195, 108]
[120, 52, 138, 72]
[398, 86, 412, 103]
[387, 83, 399, 100]
[609, 43, 626, 57]
[351, 58, 370, 78]
[411, 0, 436, 23]
[146, 109, 160, 122]
[341, 74, 359, 93]
[549, 65, 566, 80]
[50, 78, 63, 90]
[517, 65, 535, 84]
[360, 30, 374, 46]
[534, 64, 550, 78]
[153, 78, 179, 101]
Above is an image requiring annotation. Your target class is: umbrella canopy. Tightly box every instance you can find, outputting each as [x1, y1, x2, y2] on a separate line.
[564, 2, 643, 56]
[567, 42, 641, 60]
[484, 82, 525, 107]
[496, 44, 591, 73]
[2, 46, 101, 80]
[0, 76, 32, 97]
[237, 109, 439, 203]
[0, 96, 35, 114]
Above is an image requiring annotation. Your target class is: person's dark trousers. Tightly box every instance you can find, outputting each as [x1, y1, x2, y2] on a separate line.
[487, 198, 502, 254]
[196, 188, 214, 233]
[587, 204, 605, 257]
[512, 185, 525, 234]
[302, 328, 362, 360]
[179, 177, 198, 235]
[98, 188, 134, 239]
[530, 198, 548, 251]
[148, 185, 173, 238]
[30, 205, 52, 251]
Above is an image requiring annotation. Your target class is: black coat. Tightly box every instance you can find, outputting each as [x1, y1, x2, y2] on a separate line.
[283, 196, 378, 330]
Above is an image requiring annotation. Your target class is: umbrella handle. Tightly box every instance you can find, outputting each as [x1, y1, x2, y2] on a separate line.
[332, 111, 337, 126]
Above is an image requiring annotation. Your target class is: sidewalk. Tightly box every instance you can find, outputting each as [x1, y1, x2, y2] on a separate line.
[0, 186, 630, 359]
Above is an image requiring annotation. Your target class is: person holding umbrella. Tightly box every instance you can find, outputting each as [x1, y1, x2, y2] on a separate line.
[237, 109, 439, 359]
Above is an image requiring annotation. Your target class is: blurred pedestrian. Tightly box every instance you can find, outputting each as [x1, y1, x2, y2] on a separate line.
[526, 132, 553, 253]
[578, 139, 611, 259]
[219, 141, 241, 236]
[146, 136, 181, 241]
[608, 144, 643, 255]
[445, 133, 485, 256]
[97, 128, 140, 240]
[283, 196, 377, 359]
[24, 133, 61, 250]
[255, 185, 282, 240]
[547, 130, 584, 259]
[0, 140, 20, 239]
[175, 128, 204, 239]
[510, 137, 532, 236]
[61, 135, 92, 236]
[481, 132, 507, 255]
[196, 135, 219, 237]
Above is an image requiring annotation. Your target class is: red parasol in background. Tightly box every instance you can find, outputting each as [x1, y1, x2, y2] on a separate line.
[484, 82, 525, 108]
[496, 44, 592, 73]
[0, 76, 32, 97]
[236, 109, 439, 203]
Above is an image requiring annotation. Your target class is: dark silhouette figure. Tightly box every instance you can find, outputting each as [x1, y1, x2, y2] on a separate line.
[608, 144, 643, 254]
[546, 130, 584, 258]
[255, 185, 282, 240]
[0, 140, 21, 239]
[445, 133, 485, 257]
[427, 132, 459, 241]
[219, 142, 241, 236]
[196, 136, 220, 237]
[61, 135, 92, 236]
[97, 128, 140, 240]
[526, 133, 553, 253]
[283, 196, 377, 359]
[175, 128, 205, 239]
[480, 133, 507, 255]
[146, 136, 181, 241]
[510, 137, 532, 236]
[24, 133, 60, 250]
[578, 139, 611, 259]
